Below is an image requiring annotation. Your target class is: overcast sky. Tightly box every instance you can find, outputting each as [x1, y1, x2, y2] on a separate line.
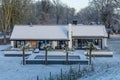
[60, 0, 89, 12]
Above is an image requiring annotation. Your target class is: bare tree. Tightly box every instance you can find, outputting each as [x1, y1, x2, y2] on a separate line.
[63, 44, 71, 64]
[76, 6, 100, 24]
[114, 0, 120, 8]
[0, 0, 76, 31]
[44, 44, 52, 65]
[88, 42, 96, 65]
[63, 6, 75, 24]
[40, 0, 52, 24]
[0, 0, 12, 44]
[18, 0, 76, 25]
[53, 0, 63, 24]
[10, 0, 31, 32]
[0, 0, 32, 44]
[91, 0, 114, 28]
[20, 42, 30, 65]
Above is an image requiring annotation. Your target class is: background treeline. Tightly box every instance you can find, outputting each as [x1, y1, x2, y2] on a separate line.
[0, 0, 120, 43]
[77, 0, 120, 29]
[25, 0, 75, 25]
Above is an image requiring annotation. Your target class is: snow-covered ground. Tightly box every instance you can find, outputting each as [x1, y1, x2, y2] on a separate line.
[110, 34, 120, 39]
[0, 39, 120, 80]
[0, 44, 86, 80]
[79, 39, 120, 80]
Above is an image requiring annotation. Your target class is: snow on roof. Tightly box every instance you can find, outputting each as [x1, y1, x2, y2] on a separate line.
[10, 25, 107, 40]
[10, 25, 68, 40]
[72, 25, 108, 38]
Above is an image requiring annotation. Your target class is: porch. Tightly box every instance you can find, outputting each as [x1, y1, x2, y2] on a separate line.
[11, 40, 69, 50]
[72, 37, 107, 50]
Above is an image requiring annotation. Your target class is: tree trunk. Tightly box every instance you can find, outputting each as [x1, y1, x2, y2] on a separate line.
[108, 31, 110, 39]
[22, 48, 25, 65]
[89, 49, 92, 65]
[56, 16, 59, 24]
[45, 49, 48, 65]
[66, 51, 69, 64]
[3, 32, 7, 44]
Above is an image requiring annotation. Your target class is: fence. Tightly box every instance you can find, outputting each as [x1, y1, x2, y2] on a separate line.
[34, 64, 94, 80]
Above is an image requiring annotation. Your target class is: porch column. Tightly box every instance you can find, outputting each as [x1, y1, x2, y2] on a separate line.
[81, 39, 83, 48]
[37, 41, 39, 48]
[75, 39, 78, 48]
[98, 39, 102, 49]
[11, 41, 14, 48]
[57, 41, 59, 47]
[52, 41, 57, 49]
[15, 41, 17, 48]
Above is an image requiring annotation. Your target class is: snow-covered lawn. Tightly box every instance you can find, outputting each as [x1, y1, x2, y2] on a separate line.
[0, 52, 74, 80]
[0, 45, 85, 80]
[110, 34, 120, 39]
[0, 39, 120, 80]
[79, 39, 120, 80]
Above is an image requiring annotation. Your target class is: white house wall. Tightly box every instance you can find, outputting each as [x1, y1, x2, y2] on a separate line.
[68, 24, 72, 49]
[52, 41, 57, 49]
[102, 38, 108, 48]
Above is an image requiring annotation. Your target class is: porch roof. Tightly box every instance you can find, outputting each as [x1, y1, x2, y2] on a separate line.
[71, 25, 108, 38]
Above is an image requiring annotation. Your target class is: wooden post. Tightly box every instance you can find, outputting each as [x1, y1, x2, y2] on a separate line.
[78, 63, 80, 72]
[108, 31, 110, 39]
[89, 49, 92, 65]
[37, 75, 39, 80]
[66, 51, 69, 64]
[49, 72, 52, 80]
[22, 47, 25, 65]
[45, 49, 48, 65]
[69, 66, 72, 80]
[101, 39, 102, 49]
[61, 68, 63, 80]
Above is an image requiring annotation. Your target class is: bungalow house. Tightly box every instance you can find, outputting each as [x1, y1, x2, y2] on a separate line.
[10, 24, 108, 50]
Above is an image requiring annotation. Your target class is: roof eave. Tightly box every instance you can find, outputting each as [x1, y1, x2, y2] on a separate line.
[10, 38, 69, 41]
[72, 36, 108, 39]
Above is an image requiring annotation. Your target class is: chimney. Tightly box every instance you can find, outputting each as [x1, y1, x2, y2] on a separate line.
[69, 24, 72, 34]
[72, 20, 77, 25]
[68, 24, 72, 49]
